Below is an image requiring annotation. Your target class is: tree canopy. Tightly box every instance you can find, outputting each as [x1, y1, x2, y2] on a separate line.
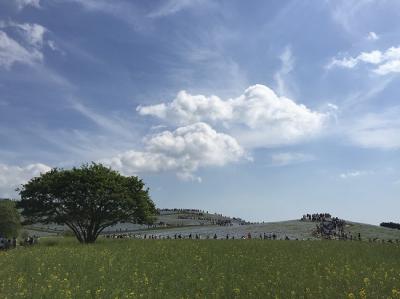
[17, 163, 156, 243]
[0, 199, 21, 238]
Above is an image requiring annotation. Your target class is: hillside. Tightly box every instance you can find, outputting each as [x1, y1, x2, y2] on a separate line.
[24, 209, 400, 241]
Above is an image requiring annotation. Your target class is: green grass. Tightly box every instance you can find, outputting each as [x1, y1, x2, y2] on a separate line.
[1, 238, 400, 298]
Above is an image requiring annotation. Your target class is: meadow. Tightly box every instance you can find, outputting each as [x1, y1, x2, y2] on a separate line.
[1, 238, 400, 298]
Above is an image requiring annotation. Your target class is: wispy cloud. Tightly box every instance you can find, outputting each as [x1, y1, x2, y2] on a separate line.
[147, 0, 207, 18]
[329, 0, 376, 34]
[0, 30, 42, 69]
[14, 0, 41, 10]
[339, 170, 374, 179]
[274, 46, 295, 97]
[270, 152, 315, 167]
[70, 99, 138, 139]
[347, 107, 400, 149]
[366, 31, 379, 41]
[63, 0, 150, 31]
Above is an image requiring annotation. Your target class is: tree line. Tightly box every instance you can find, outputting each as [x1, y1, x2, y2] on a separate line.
[380, 222, 400, 230]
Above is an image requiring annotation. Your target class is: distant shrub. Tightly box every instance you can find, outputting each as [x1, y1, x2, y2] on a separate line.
[380, 222, 400, 230]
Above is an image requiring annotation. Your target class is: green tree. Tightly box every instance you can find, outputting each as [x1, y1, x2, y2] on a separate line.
[0, 199, 21, 238]
[17, 163, 156, 243]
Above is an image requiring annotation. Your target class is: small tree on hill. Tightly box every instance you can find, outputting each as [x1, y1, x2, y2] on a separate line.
[17, 163, 156, 243]
[0, 199, 21, 238]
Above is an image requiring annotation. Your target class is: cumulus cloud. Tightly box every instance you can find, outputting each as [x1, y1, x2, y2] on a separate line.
[101, 122, 245, 181]
[347, 107, 400, 149]
[0, 31, 43, 69]
[15, 0, 41, 10]
[367, 31, 379, 41]
[327, 46, 400, 75]
[138, 84, 329, 148]
[270, 152, 315, 167]
[339, 170, 373, 179]
[0, 163, 51, 198]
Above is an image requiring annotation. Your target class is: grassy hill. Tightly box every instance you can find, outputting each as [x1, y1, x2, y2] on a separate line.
[24, 209, 400, 241]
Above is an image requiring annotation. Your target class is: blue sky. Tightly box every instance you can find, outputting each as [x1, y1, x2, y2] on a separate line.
[1, 0, 400, 224]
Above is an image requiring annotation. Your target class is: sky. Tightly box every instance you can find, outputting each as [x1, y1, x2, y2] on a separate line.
[0, 0, 400, 225]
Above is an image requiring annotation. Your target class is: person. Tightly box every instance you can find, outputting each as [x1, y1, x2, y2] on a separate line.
[12, 237, 16, 249]
[247, 232, 251, 239]
[213, 233, 217, 239]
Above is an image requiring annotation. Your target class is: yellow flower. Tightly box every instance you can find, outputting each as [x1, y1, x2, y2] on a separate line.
[233, 288, 240, 295]
[359, 288, 367, 299]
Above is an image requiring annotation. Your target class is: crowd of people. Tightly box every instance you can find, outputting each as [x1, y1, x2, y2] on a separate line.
[103, 232, 295, 240]
[301, 212, 349, 239]
[0, 235, 39, 250]
[0, 237, 17, 250]
[301, 213, 332, 222]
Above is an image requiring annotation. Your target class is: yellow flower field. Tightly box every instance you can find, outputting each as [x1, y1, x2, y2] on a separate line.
[0, 239, 400, 298]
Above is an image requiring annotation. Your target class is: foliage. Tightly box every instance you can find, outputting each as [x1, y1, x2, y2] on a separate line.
[1, 239, 400, 298]
[17, 163, 156, 243]
[0, 199, 21, 238]
[381, 222, 400, 230]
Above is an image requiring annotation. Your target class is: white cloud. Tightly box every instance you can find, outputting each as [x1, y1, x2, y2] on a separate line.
[101, 122, 245, 181]
[0, 163, 51, 198]
[138, 84, 329, 148]
[270, 152, 315, 167]
[347, 107, 400, 149]
[328, 46, 400, 75]
[15, 0, 41, 10]
[339, 170, 373, 179]
[0, 31, 42, 69]
[367, 31, 379, 41]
